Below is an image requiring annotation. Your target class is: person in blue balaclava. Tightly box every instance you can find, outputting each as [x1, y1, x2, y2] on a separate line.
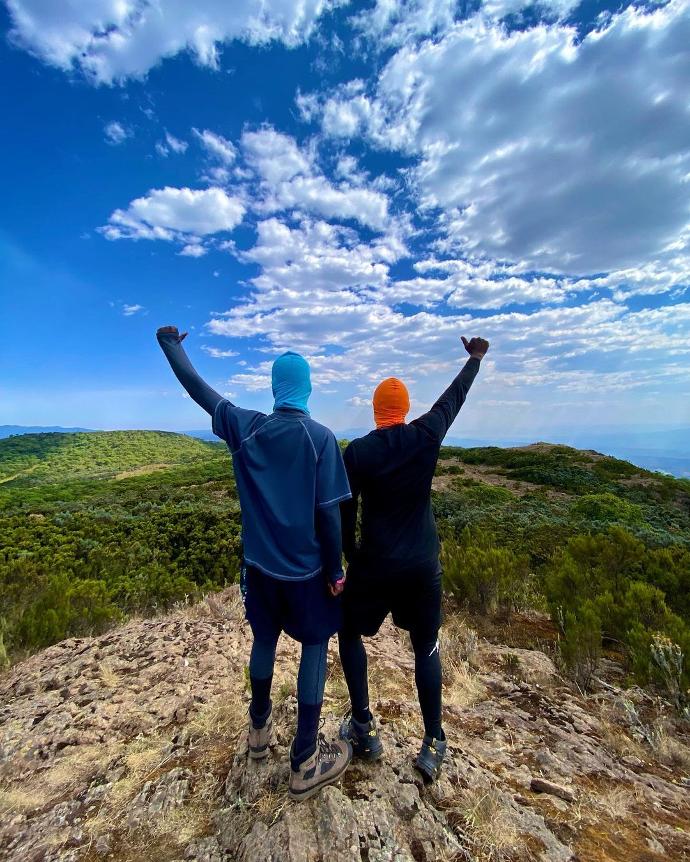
[156, 326, 353, 801]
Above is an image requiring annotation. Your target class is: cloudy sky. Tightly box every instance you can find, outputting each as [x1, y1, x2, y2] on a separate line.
[2, 0, 689, 440]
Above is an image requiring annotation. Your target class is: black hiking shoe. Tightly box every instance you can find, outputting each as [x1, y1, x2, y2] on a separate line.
[339, 713, 384, 762]
[414, 734, 447, 782]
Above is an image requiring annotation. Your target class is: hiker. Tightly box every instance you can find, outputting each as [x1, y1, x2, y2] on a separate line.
[338, 334, 489, 780]
[156, 326, 353, 800]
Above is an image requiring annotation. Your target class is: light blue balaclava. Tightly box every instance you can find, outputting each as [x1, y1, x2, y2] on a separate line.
[272, 351, 312, 413]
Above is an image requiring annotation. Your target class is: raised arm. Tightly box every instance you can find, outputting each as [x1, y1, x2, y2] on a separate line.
[414, 336, 489, 443]
[156, 325, 223, 416]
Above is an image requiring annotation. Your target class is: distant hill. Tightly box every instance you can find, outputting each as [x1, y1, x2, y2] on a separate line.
[0, 429, 221, 487]
[0, 424, 93, 439]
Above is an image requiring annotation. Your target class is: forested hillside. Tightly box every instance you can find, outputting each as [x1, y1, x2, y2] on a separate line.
[1, 432, 689, 700]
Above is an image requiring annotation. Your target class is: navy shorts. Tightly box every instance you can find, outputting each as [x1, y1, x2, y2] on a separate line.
[241, 564, 342, 645]
[341, 558, 442, 642]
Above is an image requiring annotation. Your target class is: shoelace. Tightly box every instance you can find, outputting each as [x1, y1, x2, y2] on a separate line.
[315, 732, 342, 762]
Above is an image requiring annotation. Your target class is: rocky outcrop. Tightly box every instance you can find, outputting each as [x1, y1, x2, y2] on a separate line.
[1, 588, 689, 862]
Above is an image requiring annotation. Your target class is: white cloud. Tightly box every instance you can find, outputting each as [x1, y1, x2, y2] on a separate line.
[155, 131, 188, 157]
[315, 0, 690, 274]
[179, 243, 207, 257]
[122, 303, 144, 315]
[202, 346, 239, 358]
[104, 121, 130, 145]
[241, 127, 392, 230]
[6, 0, 343, 83]
[193, 128, 236, 164]
[102, 186, 245, 242]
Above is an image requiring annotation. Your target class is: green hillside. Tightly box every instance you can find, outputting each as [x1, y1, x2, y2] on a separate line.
[1, 431, 689, 700]
[0, 430, 219, 485]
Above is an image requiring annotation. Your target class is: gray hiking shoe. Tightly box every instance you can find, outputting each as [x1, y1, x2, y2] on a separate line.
[288, 733, 352, 801]
[247, 707, 273, 760]
[414, 734, 447, 782]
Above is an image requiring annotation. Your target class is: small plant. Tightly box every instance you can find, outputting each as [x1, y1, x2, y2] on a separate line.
[650, 635, 690, 719]
[501, 652, 522, 681]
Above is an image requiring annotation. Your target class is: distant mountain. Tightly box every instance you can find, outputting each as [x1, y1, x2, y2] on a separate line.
[0, 425, 92, 439]
[185, 429, 220, 442]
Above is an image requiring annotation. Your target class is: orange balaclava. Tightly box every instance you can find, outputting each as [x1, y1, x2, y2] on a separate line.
[373, 377, 410, 429]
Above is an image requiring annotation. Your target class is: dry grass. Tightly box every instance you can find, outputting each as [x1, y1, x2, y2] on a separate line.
[446, 785, 524, 862]
[593, 786, 639, 820]
[651, 721, 690, 770]
[99, 660, 120, 688]
[441, 620, 487, 709]
[0, 785, 45, 815]
[440, 615, 479, 667]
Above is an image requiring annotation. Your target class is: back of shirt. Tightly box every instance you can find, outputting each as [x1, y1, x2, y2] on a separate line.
[342, 357, 481, 573]
[213, 403, 351, 581]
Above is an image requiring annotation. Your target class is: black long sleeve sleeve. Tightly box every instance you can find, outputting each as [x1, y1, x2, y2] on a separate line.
[157, 332, 224, 416]
[340, 445, 360, 565]
[413, 356, 481, 443]
[315, 503, 345, 584]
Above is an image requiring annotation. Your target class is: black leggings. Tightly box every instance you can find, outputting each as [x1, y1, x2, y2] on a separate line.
[338, 630, 442, 739]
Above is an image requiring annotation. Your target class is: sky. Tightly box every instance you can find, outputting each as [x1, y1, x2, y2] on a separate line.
[1, 0, 689, 441]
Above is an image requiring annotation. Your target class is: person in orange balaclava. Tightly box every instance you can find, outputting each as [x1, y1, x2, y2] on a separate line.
[338, 335, 489, 782]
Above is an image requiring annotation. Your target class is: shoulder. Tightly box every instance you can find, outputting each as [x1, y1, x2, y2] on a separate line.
[301, 417, 338, 451]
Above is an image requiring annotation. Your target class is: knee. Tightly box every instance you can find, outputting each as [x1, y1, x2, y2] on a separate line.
[410, 632, 440, 662]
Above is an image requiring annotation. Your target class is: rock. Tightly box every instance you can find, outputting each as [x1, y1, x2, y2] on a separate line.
[127, 767, 193, 828]
[184, 836, 224, 862]
[2, 602, 690, 862]
[530, 777, 576, 803]
[315, 786, 360, 861]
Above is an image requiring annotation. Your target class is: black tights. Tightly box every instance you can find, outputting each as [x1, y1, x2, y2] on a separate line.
[338, 630, 443, 739]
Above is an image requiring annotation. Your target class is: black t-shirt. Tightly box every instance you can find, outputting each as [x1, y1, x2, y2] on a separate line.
[341, 357, 481, 573]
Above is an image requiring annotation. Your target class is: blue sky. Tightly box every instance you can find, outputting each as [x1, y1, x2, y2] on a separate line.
[1, 0, 689, 440]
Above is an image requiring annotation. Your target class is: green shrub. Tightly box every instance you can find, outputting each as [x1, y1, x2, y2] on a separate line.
[442, 528, 531, 617]
[557, 603, 602, 691]
[572, 493, 644, 526]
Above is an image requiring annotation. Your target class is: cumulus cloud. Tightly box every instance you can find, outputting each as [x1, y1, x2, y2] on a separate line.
[314, 0, 690, 274]
[351, 0, 581, 48]
[155, 130, 188, 156]
[241, 127, 392, 230]
[104, 121, 130, 145]
[193, 128, 236, 164]
[102, 186, 245, 242]
[6, 0, 342, 83]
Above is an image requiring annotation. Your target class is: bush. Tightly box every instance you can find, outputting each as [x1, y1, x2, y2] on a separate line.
[557, 603, 602, 691]
[442, 528, 531, 617]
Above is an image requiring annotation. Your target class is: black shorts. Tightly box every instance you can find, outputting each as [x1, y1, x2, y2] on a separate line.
[341, 558, 442, 642]
[241, 564, 342, 645]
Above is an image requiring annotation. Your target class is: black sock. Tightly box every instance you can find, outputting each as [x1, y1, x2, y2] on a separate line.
[249, 675, 272, 728]
[411, 633, 443, 740]
[338, 632, 371, 723]
[291, 701, 322, 770]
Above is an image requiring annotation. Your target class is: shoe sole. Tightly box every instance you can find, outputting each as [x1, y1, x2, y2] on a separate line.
[288, 750, 353, 802]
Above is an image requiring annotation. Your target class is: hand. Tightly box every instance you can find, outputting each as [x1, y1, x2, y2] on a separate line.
[461, 336, 489, 360]
[157, 325, 188, 343]
[329, 573, 346, 597]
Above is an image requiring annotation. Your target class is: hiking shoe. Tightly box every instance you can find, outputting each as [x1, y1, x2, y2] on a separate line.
[339, 713, 384, 762]
[247, 707, 273, 760]
[414, 734, 447, 782]
[288, 733, 352, 801]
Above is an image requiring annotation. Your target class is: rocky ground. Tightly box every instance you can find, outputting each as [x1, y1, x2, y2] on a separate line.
[1, 588, 689, 862]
